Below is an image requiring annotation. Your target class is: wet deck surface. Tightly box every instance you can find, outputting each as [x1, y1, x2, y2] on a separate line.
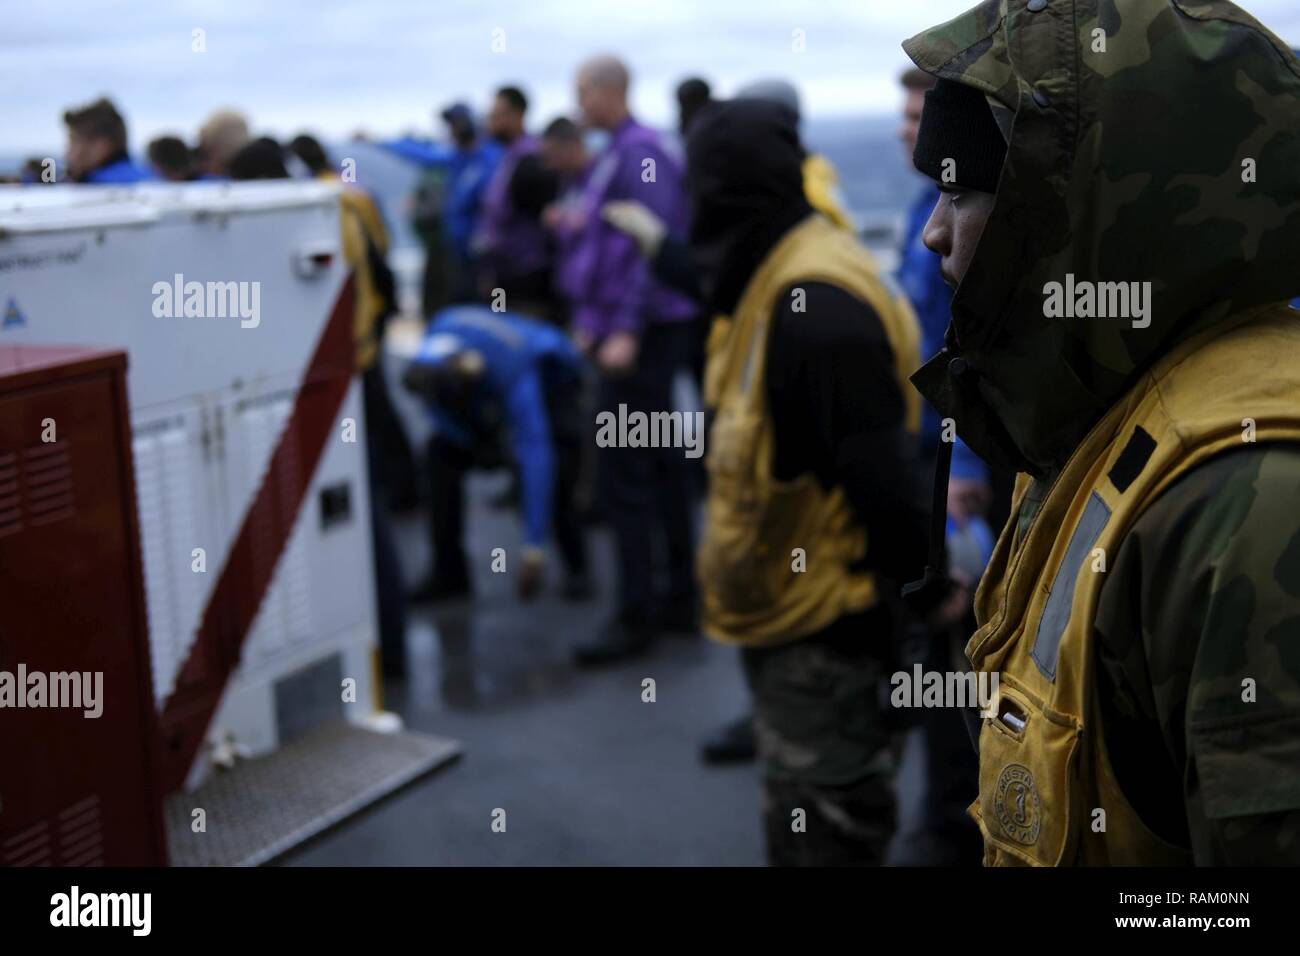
[282, 473, 765, 866]
[281, 355, 938, 866]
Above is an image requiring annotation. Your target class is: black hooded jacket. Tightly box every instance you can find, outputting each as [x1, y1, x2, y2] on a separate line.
[685, 99, 931, 592]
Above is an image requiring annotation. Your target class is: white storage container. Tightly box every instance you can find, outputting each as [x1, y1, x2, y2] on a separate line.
[0, 181, 382, 788]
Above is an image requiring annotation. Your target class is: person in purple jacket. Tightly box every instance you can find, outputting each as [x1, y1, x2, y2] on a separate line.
[475, 86, 558, 313]
[556, 55, 701, 666]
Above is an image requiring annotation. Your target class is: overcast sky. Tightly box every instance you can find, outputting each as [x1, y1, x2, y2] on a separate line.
[3, 0, 1298, 155]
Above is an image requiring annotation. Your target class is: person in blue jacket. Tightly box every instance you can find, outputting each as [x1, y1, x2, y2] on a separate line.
[403, 299, 589, 602]
[382, 103, 502, 302]
[62, 98, 154, 184]
[891, 68, 1000, 865]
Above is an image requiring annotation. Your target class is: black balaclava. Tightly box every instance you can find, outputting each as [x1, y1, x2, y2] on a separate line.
[686, 98, 812, 316]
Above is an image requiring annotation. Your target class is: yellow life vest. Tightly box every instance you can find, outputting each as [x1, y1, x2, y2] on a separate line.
[968, 304, 1300, 865]
[801, 153, 853, 233]
[699, 213, 921, 646]
[321, 172, 392, 371]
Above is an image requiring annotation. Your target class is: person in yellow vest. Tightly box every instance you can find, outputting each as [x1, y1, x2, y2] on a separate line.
[601, 95, 959, 774]
[289, 134, 417, 675]
[291, 134, 418, 497]
[289, 135, 395, 373]
[682, 97, 932, 864]
[904, 0, 1300, 864]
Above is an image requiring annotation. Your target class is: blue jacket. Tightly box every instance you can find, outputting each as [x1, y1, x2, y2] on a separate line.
[896, 182, 988, 484]
[382, 137, 502, 262]
[80, 155, 155, 184]
[412, 306, 582, 548]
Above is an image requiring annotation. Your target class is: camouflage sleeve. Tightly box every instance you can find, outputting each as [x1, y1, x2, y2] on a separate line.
[1095, 444, 1300, 865]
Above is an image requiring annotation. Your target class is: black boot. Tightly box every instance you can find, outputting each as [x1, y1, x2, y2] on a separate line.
[408, 575, 472, 604]
[561, 571, 595, 602]
[700, 714, 757, 764]
[573, 612, 656, 667]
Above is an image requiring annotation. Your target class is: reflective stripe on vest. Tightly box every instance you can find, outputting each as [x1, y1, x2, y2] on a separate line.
[1030, 492, 1110, 681]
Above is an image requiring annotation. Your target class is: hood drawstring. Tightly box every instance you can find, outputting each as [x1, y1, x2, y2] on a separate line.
[902, 354, 965, 613]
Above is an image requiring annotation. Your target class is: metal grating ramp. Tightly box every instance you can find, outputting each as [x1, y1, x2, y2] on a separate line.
[165, 723, 460, 866]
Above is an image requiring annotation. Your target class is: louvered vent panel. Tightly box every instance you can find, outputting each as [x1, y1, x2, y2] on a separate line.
[133, 417, 209, 705]
[23, 442, 74, 526]
[241, 401, 280, 663]
[57, 795, 104, 867]
[1, 820, 52, 867]
[161, 427, 206, 694]
[133, 430, 175, 705]
[0, 449, 19, 538]
[239, 396, 310, 665]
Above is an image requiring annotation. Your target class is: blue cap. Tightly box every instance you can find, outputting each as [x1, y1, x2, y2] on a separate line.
[440, 102, 473, 126]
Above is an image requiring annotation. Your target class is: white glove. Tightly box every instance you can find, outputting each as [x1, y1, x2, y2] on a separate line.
[600, 200, 668, 259]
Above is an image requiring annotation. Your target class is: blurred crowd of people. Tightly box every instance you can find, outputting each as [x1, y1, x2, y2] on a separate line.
[9, 0, 1300, 872]
[13, 58, 1006, 868]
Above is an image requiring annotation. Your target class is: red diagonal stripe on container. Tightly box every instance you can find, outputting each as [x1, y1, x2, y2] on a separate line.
[159, 273, 357, 792]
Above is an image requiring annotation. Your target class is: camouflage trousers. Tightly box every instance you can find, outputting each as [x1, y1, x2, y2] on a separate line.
[742, 613, 897, 866]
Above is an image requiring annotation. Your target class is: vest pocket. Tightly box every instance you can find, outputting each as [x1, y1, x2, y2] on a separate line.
[699, 474, 823, 615]
[973, 672, 1084, 866]
[705, 407, 764, 489]
[699, 409, 798, 614]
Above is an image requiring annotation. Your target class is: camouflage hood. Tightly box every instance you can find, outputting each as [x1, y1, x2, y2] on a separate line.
[904, 0, 1300, 476]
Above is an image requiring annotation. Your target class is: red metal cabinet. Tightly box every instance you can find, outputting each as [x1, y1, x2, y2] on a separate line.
[0, 345, 166, 866]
